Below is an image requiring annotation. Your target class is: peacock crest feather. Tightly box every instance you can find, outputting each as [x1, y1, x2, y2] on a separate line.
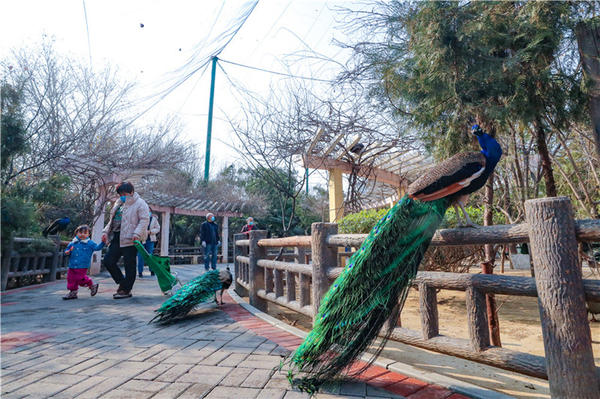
[287, 195, 449, 392]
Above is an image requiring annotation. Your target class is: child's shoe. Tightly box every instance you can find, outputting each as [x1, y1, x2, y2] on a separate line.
[63, 291, 78, 300]
[90, 283, 99, 297]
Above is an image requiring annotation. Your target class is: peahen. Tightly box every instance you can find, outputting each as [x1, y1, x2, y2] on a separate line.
[151, 267, 233, 324]
[288, 125, 503, 392]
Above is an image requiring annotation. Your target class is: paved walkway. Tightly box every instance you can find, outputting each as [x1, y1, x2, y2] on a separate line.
[1, 265, 470, 399]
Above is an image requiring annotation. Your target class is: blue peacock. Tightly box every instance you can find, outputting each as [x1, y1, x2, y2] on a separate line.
[288, 125, 503, 392]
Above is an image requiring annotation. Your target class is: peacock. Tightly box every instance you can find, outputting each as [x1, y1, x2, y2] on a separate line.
[151, 267, 233, 324]
[42, 217, 70, 237]
[287, 125, 503, 392]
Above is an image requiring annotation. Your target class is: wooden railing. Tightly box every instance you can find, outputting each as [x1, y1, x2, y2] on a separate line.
[1, 237, 71, 291]
[235, 197, 600, 398]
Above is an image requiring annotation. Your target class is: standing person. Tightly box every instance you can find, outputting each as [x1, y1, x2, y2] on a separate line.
[241, 217, 256, 236]
[200, 213, 220, 271]
[137, 208, 161, 278]
[62, 225, 102, 300]
[101, 181, 149, 299]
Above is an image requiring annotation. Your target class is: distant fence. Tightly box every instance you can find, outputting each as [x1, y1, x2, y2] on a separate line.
[1, 237, 71, 291]
[234, 197, 600, 398]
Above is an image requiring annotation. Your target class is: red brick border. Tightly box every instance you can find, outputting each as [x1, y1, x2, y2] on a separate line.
[220, 292, 460, 399]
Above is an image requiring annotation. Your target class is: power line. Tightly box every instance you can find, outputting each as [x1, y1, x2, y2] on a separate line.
[218, 58, 333, 83]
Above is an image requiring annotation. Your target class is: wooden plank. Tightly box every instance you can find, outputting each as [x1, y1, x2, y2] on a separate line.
[306, 127, 324, 155]
[258, 236, 311, 248]
[257, 289, 314, 317]
[274, 269, 283, 298]
[256, 259, 312, 275]
[299, 274, 310, 307]
[386, 327, 548, 379]
[321, 132, 345, 157]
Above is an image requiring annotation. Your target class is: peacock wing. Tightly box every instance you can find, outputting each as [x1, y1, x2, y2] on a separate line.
[408, 152, 485, 201]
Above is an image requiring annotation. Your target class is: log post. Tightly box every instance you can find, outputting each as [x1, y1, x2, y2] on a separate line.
[311, 223, 338, 320]
[466, 286, 490, 351]
[48, 235, 60, 282]
[1, 237, 14, 291]
[248, 230, 268, 311]
[419, 283, 438, 339]
[233, 233, 247, 296]
[525, 197, 600, 398]
[481, 261, 501, 347]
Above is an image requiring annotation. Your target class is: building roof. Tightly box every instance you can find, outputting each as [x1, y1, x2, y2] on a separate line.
[140, 191, 243, 217]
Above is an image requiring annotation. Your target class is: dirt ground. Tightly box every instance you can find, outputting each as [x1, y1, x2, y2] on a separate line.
[263, 267, 600, 398]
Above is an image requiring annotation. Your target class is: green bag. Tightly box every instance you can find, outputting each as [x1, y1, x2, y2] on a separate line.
[134, 240, 178, 293]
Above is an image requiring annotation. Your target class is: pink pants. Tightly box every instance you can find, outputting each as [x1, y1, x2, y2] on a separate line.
[67, 268, 94, 291]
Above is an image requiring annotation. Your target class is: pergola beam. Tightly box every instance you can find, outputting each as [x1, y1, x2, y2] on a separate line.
[303, 155, 407, 188]
[148, 204, 241, 218]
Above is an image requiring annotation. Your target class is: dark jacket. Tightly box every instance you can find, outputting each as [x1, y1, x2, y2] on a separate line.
[200, 221, 220, 244]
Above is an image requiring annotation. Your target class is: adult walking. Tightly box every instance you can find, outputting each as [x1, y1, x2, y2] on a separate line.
[102, 182, 149, 299]
[200, 213, 220, 271]
[137, 208, 161, 277]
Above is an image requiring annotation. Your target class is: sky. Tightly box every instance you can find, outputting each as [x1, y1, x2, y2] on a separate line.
[0, 0, 356, 183]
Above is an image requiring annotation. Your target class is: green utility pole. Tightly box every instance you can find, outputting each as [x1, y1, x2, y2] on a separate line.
[204, 56, 218, 182]
[305, 167, 309, 194]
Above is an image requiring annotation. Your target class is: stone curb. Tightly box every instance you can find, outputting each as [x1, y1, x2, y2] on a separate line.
[228, 288, 516, 399]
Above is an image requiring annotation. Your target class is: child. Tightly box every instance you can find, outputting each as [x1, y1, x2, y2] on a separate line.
[63, 225, 103, 300]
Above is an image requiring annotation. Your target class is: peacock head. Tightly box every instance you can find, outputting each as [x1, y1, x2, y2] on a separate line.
[471, 125, 502, 164]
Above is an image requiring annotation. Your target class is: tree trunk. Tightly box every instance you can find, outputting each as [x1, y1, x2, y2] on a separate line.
[576, 19, 600, 163]
[533, 119, 557, 197]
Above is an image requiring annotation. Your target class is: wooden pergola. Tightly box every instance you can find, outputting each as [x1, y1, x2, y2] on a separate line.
[90, 172, 242, 273]
[300, 128, 433, 221]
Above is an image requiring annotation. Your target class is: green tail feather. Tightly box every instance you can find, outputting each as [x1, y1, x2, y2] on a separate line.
[289, 195, 449, 392]
[151, 270, 223, 324]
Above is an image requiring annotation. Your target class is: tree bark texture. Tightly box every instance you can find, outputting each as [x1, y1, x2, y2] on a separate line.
[525, 197, 599, 398]
[533, 119, 557, 197]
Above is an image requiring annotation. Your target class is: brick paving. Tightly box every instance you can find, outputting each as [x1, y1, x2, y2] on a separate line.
[1, 265, 469, 399]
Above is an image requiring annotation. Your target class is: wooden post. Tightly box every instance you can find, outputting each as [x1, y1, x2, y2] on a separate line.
[481, 261, 501, 347]
[48, 235, 60, 282]
[221, 216, 229, 263]
[466, 287, 490, 351]
[1, 237, 13, 291]
[233, 233, 247, 296]
[90, 185, 106, 274]
[248, 230, 267, 311]
[311, 223, 338, 320]
[160, 210, 170, 256]
[419, 283, 438, 339]
[525, 197, 600, 398]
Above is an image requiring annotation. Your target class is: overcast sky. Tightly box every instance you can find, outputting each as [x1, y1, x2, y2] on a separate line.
[1, 0, 356, 183]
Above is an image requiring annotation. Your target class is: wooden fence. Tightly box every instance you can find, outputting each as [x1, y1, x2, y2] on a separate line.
[1, 237, 71, 291]
[234, 197, 600, 398]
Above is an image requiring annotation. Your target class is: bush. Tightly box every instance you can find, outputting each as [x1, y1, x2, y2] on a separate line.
[338, 208, 389, 234]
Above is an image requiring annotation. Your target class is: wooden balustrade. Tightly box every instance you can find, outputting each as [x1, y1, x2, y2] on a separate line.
[234, 197, 600, 398]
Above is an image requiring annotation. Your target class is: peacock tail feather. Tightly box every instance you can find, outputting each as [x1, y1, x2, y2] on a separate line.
[151, 270, 223, 324]
[288, 195, 449, 393]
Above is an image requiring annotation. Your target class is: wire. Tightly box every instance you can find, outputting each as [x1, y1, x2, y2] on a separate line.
[82, 0, 92, 67]
[218, 58, 333, 83]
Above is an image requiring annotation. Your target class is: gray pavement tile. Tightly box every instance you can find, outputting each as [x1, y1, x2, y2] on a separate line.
[177, 383, 214, 399]
[38, 372, 87, 385]
[199, 349, 233, 366]
[253, 342, 277, 355]
[27, 356, 88, 374]
[146, 349, 179, 362]
[4, 355, 50, 371]
[339, 381, 367, 396]
[217, 352, 249, 367]
[0, 392, 28, 399]
[71, 376, 132, 398]
[239, 354, 285, 369]
[242, 368, 274, 388]
[366, 385, 405, 398]
[282, 391, 311, 399]
[181, 340, 212, 351]
[100, 360, 157, 379]
[62, 358, 106, 374]
[99, 389, 156, 399]
[1, 369, 35, 385]
[136, 363, 175, 380]
[7, 382, 68, 398]
[77, 359, 120, 376]
[96, 347, 145, 361]
[120, 379, 169, 392]
[1, 354, 41, 369]
[1, 371, 52, 394]
[154, 364, 194, 383]
[270, 346, 292, 357]
[49, 375, 107, 398]
[204, 386, 261, 399]
[150, 382, 192, 399]
[256, 388, 287, 399]
[220, 367, 254, 386]
[177, 365, 232, 384]
[264, 373, 292, 390]
[127, 345, 168, 361]
[161, 353, 202, 365]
